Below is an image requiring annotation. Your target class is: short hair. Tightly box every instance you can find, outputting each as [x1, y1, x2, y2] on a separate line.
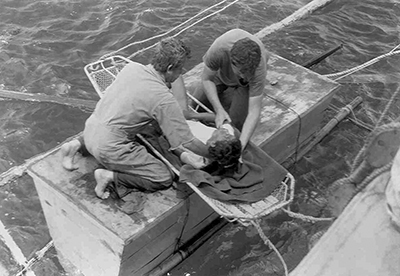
[230, 37, 261, 76]
[151, 37, 191, 73]
[208, 137, 242, 167]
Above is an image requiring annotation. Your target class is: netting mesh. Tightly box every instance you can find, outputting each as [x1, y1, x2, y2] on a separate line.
[185, 174, 294, 222]
[84, 55, 132, 97]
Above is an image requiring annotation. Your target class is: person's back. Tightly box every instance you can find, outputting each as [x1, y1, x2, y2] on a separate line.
[92, 62, 171, 129]
[85, 61, 178, 159]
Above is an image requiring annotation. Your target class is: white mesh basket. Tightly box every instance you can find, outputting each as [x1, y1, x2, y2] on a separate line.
[84, 55, 132, 98]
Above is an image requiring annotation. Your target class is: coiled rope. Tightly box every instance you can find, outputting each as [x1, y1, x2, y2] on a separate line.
[323, 44, 400, 81]
[99, 0, 240, 60]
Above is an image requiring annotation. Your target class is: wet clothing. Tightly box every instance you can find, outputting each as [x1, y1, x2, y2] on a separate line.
[180, 141, 287, 203]
[193, 29, 268, 131]
[84, 62, 194, 187]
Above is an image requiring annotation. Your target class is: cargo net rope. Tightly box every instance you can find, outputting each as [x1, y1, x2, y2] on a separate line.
[84, 56, 334, 276]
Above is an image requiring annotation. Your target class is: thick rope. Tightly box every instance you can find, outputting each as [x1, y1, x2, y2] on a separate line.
[351, 86, 400, 172]
[354, 162, 392, 194]
[250, 220, 288, 276]
[376, 85, 400, 127]
[322, 45, 400, 80]
[282, 209, 334, 223]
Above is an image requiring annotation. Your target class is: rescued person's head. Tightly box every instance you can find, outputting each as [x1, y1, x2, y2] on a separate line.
[151, 37, 191, 83]
[230, 37, 261, 78]
[206, 124, 242, 167]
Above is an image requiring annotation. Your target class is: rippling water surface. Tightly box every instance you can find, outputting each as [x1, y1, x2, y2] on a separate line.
[0, 0, 399, 275]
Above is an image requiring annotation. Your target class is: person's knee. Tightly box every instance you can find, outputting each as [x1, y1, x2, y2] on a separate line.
[158, 177, 174, 189]
[146, 177, 173, 192]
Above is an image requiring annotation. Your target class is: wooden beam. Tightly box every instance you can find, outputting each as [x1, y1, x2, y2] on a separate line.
[255, 0, 335, 39]
[0, 88, 97, 110]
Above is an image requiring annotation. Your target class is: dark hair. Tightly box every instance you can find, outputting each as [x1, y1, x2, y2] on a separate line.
[208, 138, 242, 167]
[151, 37, 191, 73]
[230, 37, 261, 75]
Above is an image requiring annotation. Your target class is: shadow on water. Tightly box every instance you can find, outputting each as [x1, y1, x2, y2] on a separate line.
[0, 0, 400, 275]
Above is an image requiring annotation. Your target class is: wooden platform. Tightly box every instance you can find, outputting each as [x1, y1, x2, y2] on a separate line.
[290, 170, 400, 276]
[27, 53, 338, 276]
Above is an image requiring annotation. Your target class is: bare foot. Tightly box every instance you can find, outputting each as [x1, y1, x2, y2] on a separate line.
[61, 139, 82, 170]
[94, 169, 114, 199]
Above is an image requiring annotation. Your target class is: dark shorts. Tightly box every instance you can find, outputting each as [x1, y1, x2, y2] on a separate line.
[191, 83, 249, 131]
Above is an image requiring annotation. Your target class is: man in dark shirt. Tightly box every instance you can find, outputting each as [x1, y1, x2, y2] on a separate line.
[191, 29, 269, 153]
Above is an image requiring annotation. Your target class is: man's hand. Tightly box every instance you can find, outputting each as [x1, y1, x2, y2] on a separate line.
[215, 110, 231, 128]
[180, 152, 210, 169]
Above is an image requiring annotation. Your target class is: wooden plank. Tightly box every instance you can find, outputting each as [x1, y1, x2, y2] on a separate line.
[254, 0, 336, 38]
[179, 191, 217, 241]
[120, 212, 186, 275]
[120, 200, 187, 263]
[28, 149, 182, 241]
[133, 243, 177, 276]
[0, 88, 97, 110]
[261, 88, 334, 163]
[121, 192, 217, 264]
[29, 173, 124, 276]
[290, 172, 400, 276]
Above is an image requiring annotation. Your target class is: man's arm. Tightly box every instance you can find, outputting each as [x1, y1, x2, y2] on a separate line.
[171, 75, 190, 116]
[202, 66, 231, 127]
[239, 94, 262, 150]
[171, 75, 215, 123]
[182, 138, 212, 159]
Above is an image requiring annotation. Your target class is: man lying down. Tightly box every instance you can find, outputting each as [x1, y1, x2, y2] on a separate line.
[177, 121, 241, 170]
[178, 120, 287, 203]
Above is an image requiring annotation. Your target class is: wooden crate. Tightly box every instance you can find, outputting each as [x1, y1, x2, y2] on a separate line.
[27, 53, 338, 276]
[28, 151, 218, 276]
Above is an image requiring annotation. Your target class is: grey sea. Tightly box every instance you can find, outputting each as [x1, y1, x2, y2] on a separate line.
[0, 0, 399, 275]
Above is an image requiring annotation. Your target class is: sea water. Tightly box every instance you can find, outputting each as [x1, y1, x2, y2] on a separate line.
[0, 0, 399, 275]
